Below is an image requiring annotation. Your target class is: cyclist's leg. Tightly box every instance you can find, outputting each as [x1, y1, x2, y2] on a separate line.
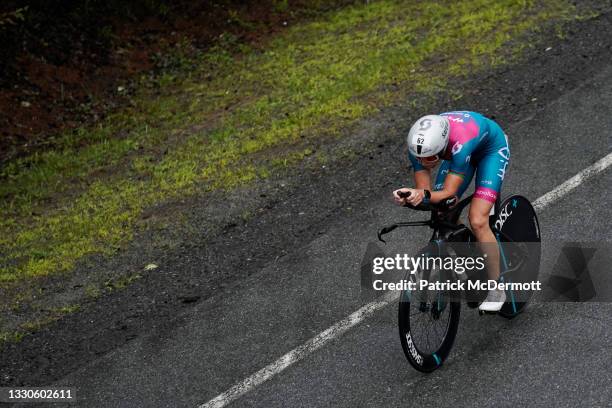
[472, 131, 510, 311]
[471, 146, 510, 274]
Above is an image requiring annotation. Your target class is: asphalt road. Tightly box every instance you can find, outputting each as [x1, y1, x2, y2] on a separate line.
[47, 64, 612, 407]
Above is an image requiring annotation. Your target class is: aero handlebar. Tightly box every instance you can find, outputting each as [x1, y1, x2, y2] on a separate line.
[397, 190, 459, 212]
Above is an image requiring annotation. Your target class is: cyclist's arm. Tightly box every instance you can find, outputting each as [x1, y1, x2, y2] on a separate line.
[430, 173, 463, 203]
[414, 169, 431, 190]
[428, 139, 476, 203]
[409, 152, 432, 188]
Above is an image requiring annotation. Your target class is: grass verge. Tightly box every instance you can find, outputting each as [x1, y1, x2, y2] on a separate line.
[0, 0, 579, 289]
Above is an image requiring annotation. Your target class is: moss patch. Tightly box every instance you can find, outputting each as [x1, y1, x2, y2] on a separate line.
[1, 0, 579, 286]
[0, 304, 81, 344]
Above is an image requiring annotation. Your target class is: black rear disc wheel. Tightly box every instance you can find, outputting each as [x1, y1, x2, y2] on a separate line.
[493, 195, 541, 319]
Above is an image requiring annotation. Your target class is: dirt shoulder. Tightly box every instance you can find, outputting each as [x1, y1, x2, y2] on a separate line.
[1, 0, 577, 329]
[1, 2, 612, 387]
[0, 0, 353, 163]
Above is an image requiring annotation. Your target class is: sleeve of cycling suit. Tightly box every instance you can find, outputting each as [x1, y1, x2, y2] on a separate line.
[408, 151, 426, 172]
[447, 140, 476, 178]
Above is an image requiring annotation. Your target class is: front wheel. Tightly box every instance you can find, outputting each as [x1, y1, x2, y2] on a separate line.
[398, 267, 461, 372]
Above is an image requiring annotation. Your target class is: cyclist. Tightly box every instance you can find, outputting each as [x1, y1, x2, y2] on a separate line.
[393, 111, 510, 312]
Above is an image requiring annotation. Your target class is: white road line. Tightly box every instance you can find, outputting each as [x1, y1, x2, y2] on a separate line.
[532, 152, 612, 210]
[199, 291, 398, 408]
[199, 151, 612, 408]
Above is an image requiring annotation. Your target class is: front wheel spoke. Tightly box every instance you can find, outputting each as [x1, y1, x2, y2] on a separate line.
[408, 297, 452, 355]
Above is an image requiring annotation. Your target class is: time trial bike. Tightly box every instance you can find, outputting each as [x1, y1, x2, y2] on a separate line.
[377, 191, 541, 372]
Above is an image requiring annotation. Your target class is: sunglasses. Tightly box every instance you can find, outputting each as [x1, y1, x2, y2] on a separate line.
[417, 155, 440, 165]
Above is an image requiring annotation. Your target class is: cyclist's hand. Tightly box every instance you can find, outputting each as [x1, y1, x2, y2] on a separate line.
[392, 188, 412, 205]
[406, 189, 425, 206]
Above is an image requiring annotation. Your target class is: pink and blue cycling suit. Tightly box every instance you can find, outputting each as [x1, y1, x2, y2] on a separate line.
[408, 111, 510, 203]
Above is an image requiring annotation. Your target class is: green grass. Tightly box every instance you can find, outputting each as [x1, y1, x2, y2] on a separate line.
[0, 0, 578, 285]
[0, 303, 81, 344]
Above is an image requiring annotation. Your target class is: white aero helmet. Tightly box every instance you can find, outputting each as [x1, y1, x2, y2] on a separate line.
[407, 114, 450, 157]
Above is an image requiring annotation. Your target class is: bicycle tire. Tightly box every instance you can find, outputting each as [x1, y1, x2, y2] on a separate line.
[398, 266, 461, 372]
[493, 195, 541, 319]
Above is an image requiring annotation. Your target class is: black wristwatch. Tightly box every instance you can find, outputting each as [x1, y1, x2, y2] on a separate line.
[424, 189, 432, 200]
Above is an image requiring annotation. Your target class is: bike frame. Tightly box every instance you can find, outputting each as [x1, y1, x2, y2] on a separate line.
[394, 192, 541, 371]
[378, 194, 529, 281]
